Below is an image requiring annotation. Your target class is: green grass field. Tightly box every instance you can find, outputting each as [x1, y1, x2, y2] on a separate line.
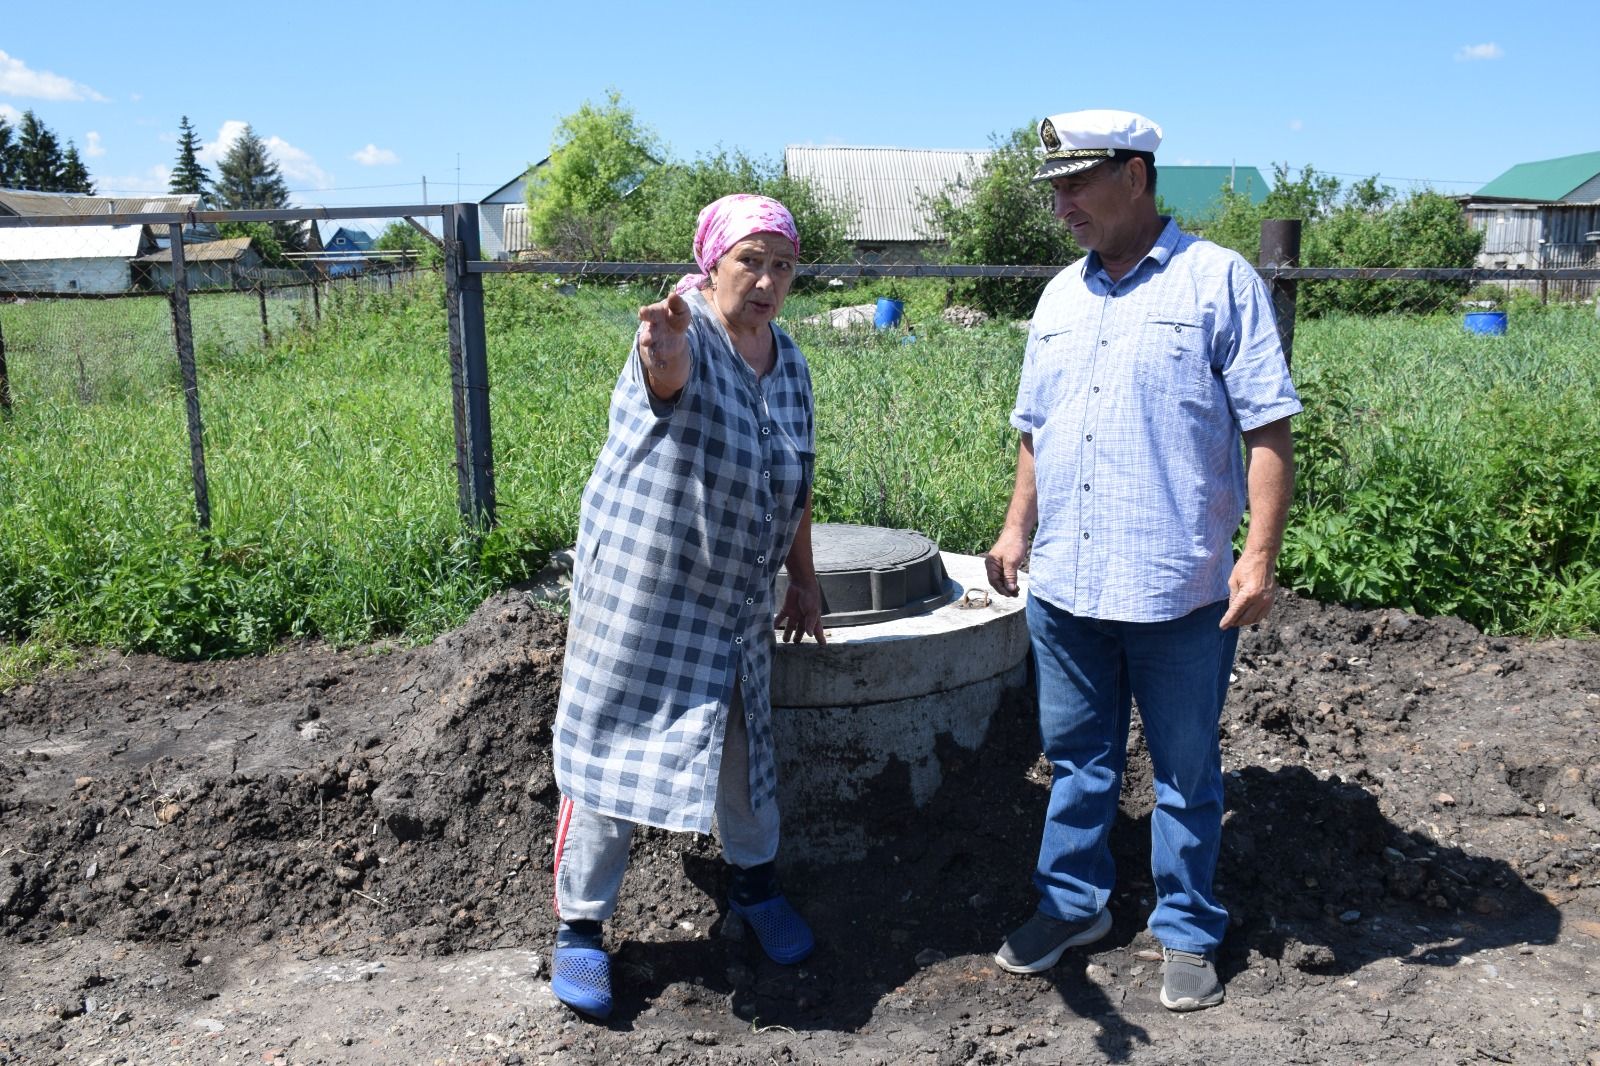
[2, 277, 1596, 675]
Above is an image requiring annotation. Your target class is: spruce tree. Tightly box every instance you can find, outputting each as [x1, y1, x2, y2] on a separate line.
[168, 115, 211, 202]
[214, 124, 289, 210]
[0, 117, 19, 188]
[60, 143, 95, 194]
[215, 124, 300, 251]
[16, 110, 66, 191]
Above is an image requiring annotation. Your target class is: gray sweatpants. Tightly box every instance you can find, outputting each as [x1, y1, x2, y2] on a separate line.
[553, 687, 779, 922]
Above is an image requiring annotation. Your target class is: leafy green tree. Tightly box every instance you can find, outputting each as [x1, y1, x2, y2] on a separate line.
[168, 116, 212, 202]
[14, 110, 66, 191]
[372, 220, 442, 268]
[214, 124, 299, 250]
[525, 91, 661, 259]
[1201, 163, 1343, 262]
[611, 147, 852, 271]
[927, 125, 1081, 318]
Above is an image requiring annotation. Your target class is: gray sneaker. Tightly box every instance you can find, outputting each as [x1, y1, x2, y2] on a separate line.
[1159, 948, 1224, 1011]
[994, 908, 1112, 974]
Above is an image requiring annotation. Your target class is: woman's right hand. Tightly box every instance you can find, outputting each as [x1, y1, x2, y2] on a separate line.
[638, 292, 692, 394]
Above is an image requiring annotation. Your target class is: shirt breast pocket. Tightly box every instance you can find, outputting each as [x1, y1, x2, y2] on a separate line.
[1138, 318, 1213, 400]
[1032, 327, 1087, 419]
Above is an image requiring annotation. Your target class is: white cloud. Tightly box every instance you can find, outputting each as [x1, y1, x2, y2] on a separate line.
[1455, 43, 1503, 61]
[85, 131, 105, 157]
[0, 49, 108, 101]
[199, 120, 331, 189]
[266, 135, 330, 188]
[1289, 118, 1304, 132]
[352, 143, 399, 166]
[0, 102, 21, 125]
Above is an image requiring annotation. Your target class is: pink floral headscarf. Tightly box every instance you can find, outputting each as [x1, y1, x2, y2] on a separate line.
[673, 193, 800, 295]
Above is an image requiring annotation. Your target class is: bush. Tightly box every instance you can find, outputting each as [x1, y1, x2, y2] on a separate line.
[1201, 166, 1482, 316]
[611, 148, 852, 274]
[927, 125, 1080, 319]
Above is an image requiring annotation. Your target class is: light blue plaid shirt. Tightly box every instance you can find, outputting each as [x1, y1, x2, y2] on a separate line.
[1010, 219, 1301, 623]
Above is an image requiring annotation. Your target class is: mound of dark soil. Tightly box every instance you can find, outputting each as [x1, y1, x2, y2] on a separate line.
[3, 589, 1597, 1064]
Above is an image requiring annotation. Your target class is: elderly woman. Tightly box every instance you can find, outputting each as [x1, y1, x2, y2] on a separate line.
[549, 194, 826, 1019]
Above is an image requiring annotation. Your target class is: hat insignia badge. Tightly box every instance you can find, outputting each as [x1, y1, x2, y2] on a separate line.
[1040, 119, 1060, 152]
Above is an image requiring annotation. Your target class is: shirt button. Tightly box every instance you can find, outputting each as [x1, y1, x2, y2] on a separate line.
[1085, 434, 1093, 441]
[745, 597, 754, 605]
[1083, 532, 1090, 539]
[764, 513, 772, 522]
[735, 637, 744, 645]
[761, 426, 771, 436]
[757, 555, 766, 564]
[1092, 386, 1100, 393]
[1083, 483, 1090, 491]
[762, 470, 770, 479]
[1174, 324, 1183, 333]
[740, 674, 749, 683]
[1100, 340, 1108, 347]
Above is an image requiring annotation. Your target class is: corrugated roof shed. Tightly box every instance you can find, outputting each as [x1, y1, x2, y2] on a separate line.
[0, 224, 149, 260]
[1475, 151, 1600, 202]
[1159, 166, 1268, 222]
[134, 237, 254, 263]
[784, 146, 990, 242]
[0, 189, 200, 217]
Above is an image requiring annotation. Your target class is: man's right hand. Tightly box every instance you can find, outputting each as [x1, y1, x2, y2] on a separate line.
[984, 529, 1028, 597]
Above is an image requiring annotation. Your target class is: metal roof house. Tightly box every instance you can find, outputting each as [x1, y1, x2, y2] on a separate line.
[319, 225, 375, 277]
[1158, 166, 1268, 224]
[479, 161, 547, 261]
[1463, 150, 1600, 269]
[0, 223, 155, 293]
[784, 146, 989, 262]
[0, 189, 200, 218]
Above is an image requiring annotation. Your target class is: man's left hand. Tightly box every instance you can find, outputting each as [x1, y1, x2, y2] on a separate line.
[776, 577, 827, 644]
[1220, 550, 1278, 629]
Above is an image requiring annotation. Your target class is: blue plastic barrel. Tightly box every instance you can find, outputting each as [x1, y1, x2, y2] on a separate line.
[1463, 311, 1507, 335]
[874, 297, 904, 330]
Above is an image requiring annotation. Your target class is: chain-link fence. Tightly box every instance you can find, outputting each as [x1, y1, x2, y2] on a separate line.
[4, 206, 1599, 653]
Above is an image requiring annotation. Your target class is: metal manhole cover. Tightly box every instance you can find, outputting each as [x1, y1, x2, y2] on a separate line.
[776, 523, 957, 627]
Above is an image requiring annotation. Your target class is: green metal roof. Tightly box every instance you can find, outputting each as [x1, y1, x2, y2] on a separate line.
[1475, 150, 1600, 202]
[1158, 165, 1268, 222]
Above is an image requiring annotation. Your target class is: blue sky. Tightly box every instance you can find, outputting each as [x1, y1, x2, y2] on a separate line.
[3, 1, 1594, 209]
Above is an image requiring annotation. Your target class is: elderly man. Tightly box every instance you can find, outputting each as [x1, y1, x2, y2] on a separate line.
[984, 109, 1300, 1011]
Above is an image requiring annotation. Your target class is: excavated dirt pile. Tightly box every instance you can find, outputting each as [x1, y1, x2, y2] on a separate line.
[2, 589, 1598, 1065]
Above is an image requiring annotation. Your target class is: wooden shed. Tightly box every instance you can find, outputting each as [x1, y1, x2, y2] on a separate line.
[134, 237, 263, 291]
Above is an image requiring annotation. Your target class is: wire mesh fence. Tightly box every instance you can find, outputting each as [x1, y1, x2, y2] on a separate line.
[3, 204, 1599, 653]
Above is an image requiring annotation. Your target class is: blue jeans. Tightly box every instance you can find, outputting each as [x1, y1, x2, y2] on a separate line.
[1026, 593, 1238, 954]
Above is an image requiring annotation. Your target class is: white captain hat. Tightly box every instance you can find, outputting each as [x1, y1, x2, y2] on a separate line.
[1032, 109, 1163, 182]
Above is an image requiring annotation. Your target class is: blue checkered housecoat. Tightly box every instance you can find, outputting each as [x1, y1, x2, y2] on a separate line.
[553, 290, 815, 833]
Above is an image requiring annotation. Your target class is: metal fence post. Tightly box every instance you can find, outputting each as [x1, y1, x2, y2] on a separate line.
[442, 204, 496, 528]
[1259, 219, 1302, 367]
[257, 284, 271, 347]
[168, 224, 212, 530]
[0, 313, 11, 415]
